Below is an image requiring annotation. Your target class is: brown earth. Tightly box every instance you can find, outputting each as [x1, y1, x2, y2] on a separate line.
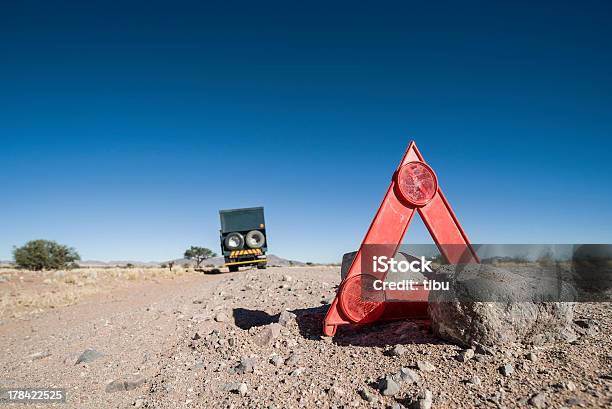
[0, 266, 610, 408]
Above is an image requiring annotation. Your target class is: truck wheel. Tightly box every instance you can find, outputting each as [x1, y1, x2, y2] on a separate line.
[224, 232, 244, 250]
[246, 230, 266, 248]
[228, 265, 239, 273]
[257, 262, 267, 269]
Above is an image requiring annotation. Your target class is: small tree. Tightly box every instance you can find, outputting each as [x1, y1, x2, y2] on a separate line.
[13, 239, 80, 271]
[184, 246, 216, 269]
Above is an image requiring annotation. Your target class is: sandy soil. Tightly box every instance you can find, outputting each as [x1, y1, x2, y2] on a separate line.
[0, 266, 610, 409]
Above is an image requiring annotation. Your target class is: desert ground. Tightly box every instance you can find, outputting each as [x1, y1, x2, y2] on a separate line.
[0, 265, 610, 408]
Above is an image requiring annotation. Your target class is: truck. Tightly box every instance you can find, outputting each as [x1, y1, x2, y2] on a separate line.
[219, 207, 267, 272]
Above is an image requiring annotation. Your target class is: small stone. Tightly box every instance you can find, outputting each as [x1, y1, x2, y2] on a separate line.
[269, 355, 283, 367]
[474, 354, 491, 363]
[565, 381, 576, 391]
[224, 382, 248, 396]
[456, 348, 475, 362]
[282, 274, 292, 282]
[398, 367, 421, 384]
[214, 312, 229, 323]
[528, 392, 547, 408]
[236, 356, 256, 374]
[526, 352, 538, 362]
[254, 323, 282, 346]
[328, 384, 345, 397]
[133, 398, 145, 408]
[285, 352, 300, 366]
[278, 310, 296, 327]
[379, 376, 400, 396]
[416, 360, 436, 372]
[29, 351, 51, 361]
[499, 363, 514, 377]
[468, 376, 481, 386]
[391, 345, 407, 356]
[105, 374, 146, 393]
[358, 388, 377, 403]
[76, 349, 102, 364]
[414, 389, 433, 409]
[290, 367, 304, 377]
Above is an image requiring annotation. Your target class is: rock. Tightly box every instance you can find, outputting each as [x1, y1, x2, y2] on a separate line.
[456, 348, 475, 362]
[282, 274, 292, 282]
[499, 363, 514, 377]
[428, 265, 575, 347]
[414, 389, 433, 409]
[224, 382, 248, 396]
[328, 384, 345, 397]
[416, 361, 436, 372]
[236, 356, 256, 374]
[468, 376, 481, 386]
[214, 312, 229, 323]
[391, 345, 407, 356]
[379, 376, 400, 396]
[28, 351, 51, 361]
[398, 367, 421, 384]
[290, 367, 304, 377]
[254, 323, 282, 346]
[269, 355, 284, 367]
[133, 398, 145, 408]
[285, 352, 300, 366]
[75, 349, 102, 364]
[528, 392, 547, 408]
[525, 352, 538, 362]
[278, 310, 296, 327]
[565, 381, 576, 391]
[105, 374, 146, 393]
[358, 388, 377, 403]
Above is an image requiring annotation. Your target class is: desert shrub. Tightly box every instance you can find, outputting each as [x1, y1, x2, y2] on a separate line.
[183, 246, 216, 268]
[13, 240, 80, 271]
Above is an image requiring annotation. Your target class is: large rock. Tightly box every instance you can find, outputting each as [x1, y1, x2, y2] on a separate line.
[428, 264, 576, 347]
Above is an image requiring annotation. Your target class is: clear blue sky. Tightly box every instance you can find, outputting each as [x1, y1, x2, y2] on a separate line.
[1, 1, 611, 263]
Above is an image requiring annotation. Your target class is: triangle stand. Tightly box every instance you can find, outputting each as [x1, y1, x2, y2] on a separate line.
[323, 141, 479, 336]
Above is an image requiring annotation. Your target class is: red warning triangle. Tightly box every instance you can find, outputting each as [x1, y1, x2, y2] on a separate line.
[323, 141, 478, 336]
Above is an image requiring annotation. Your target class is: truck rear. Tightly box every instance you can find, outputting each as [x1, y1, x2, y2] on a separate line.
[219, 207, 268, 272]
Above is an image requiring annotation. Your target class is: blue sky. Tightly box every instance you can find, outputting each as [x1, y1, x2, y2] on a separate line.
[1, 1, 611, 263]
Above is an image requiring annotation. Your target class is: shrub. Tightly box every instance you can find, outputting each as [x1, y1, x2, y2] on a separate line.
[13, 240, 80, 271]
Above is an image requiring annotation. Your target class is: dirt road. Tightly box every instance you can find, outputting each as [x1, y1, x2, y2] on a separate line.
[0, 266, 610, 408]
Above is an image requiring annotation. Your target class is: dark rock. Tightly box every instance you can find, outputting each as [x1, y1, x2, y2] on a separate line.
[390, 345, 407, 357]
[278, 310, 296, 327]
[416, 361, 436, 372]
[75, 349, 103, 365]
[254, 323, 282, 346]
[413, 389, 433, 409]
[528, 392, 547, 408]
[398, 367, 421, 384]
[379, 376, 400, 396]
[105, 374, 146, 393]
[358, 388, 377, 403]
[236, 356, 256, 374]
[499, 363, 514, 377]
[456, 348, 475, 362]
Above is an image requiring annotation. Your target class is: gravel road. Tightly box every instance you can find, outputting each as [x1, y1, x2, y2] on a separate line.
[1, 266, 610, 408]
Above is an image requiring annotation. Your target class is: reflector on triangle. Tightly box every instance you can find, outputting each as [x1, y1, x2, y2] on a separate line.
[323, 141, 479, 337]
